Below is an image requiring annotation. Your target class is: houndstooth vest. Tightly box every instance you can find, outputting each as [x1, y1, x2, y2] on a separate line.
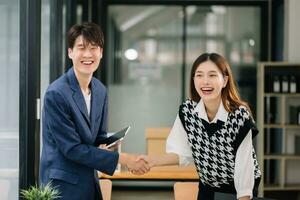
[178, 99, 261, 189]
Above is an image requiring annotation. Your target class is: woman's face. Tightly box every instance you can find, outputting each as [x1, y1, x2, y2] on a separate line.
[193, 60, 228, 103]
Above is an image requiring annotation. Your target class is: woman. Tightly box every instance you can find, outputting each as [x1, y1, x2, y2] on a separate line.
[139, 53, 261, 200]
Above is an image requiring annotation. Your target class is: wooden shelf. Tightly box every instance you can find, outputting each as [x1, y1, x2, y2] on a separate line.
[263, 184, 282, 191]
[264, 155, 300, 160]
[264, 93, 300, 97]
[257, 62, 300, 195]
[264, 124, 300, 129]
[264, 185, 300, 191]
[284, 184, 300, 190]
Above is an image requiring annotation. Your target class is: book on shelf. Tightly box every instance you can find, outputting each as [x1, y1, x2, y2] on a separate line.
[286, 130, 300, 155]
[264, 128, 282, 154]
[271, 129, 283, 154]
[295, 136, 300, 155]
[289, 106, 298, 124]
[286, 160, 300, 184]
[264, 159, 281, 185]
[264, 97, 280, 124]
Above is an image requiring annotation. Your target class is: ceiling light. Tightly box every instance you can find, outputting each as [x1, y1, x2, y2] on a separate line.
[124, 49, 138, 60]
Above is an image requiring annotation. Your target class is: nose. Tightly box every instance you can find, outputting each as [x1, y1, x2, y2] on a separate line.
[83, 49, 92, 57]
[202, 76, 210, 85]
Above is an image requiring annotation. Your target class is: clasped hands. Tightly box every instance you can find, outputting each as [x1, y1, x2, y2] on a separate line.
[125, 154, 154, 175]
[99, 144, 154, 175]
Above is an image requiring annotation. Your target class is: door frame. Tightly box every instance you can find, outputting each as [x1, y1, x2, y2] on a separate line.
[19, 0, 41, 195]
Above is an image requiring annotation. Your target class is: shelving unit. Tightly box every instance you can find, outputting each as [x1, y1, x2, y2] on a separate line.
[257, 62, 300, 196]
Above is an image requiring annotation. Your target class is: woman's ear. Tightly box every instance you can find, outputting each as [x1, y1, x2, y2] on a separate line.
[223, 76, 228, 88]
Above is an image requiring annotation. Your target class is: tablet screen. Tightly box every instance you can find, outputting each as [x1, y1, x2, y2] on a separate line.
[102, 126, 130, 148]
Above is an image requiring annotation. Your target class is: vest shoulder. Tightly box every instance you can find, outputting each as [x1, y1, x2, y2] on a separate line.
[231, 105, 252, 121]
[181, 99, 198, 107]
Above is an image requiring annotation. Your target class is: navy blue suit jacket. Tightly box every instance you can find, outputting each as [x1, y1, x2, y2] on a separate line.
[40, 68, 119, 200]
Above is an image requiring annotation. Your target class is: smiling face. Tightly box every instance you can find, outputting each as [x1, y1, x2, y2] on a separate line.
[68, 35, 103, 77]
[193, 60, 228, 103]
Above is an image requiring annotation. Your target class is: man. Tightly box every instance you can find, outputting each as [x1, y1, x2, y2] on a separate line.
[40, 22, 149, 200]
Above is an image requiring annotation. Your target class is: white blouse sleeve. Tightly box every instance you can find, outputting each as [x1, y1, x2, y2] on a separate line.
[234, 130, 254, 199]
[166, 114, 193, 166]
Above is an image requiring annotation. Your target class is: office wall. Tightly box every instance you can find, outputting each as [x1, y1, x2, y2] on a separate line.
[284, 0, 300, 62]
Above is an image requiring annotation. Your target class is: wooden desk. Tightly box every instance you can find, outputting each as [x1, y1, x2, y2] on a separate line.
[100, 165, 198, 180]
[100, 128, 198, 181]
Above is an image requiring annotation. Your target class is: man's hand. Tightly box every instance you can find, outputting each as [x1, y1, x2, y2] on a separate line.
[98, 142, 120, 152]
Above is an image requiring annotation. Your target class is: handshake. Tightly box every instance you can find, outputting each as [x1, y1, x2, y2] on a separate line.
[119, 153, 154, 175]
[99, 144, 178, 175]
[99, 144, 157, 175]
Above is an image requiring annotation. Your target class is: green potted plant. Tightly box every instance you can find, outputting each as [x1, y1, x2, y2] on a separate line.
[20, 182, 60, 200]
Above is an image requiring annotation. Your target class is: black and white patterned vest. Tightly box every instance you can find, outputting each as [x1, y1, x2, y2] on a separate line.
[178, 99, 261, 190]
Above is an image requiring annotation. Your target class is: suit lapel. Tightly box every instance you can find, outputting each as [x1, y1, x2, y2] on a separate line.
[73, 91, 91, 127]
[90, 79, 100, 135]
[67, 68, 91, 128]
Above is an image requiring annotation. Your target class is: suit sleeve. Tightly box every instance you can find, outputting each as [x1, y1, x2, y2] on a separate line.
[44, 90, 119, 175]
[94, 92, 109, 147]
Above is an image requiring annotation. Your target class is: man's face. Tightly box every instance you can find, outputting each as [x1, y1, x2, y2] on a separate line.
[68, 35, 103, 77]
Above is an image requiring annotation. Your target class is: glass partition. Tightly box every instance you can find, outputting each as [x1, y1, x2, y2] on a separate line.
[185, 6, 261, 113]
[107, 6, 183, 154]
[107, 5, 262, 155]
[0, 0, 19, 199]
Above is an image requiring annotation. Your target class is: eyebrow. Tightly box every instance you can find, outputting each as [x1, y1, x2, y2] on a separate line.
[77, 43, 98, 48]
[195, 70, 218, 73]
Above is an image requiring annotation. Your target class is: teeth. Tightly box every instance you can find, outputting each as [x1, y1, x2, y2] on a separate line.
[201, 88, 213, 91]
[82, 61, 93, 64]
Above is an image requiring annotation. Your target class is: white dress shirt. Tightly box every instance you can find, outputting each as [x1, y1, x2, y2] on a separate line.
[166, 99, 254, 199]
[81, 89, 91, 116]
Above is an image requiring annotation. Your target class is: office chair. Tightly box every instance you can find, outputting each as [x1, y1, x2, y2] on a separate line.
[174, 182, 198, 200]
[100, 179, 112, 200]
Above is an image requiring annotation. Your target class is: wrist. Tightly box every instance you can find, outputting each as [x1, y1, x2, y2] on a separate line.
[151, 156, 158, 167]
[238, 196, 251, 200]
[119, 153, 129, 166]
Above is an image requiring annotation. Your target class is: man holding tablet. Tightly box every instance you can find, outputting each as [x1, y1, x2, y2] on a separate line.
[40, 22, 149, 200]
[102, 126, 131, 148]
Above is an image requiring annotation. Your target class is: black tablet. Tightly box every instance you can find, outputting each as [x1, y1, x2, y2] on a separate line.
[102, 126, 130, 148]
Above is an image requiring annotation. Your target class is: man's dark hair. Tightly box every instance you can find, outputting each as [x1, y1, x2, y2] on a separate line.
[67, 22, 104, 49]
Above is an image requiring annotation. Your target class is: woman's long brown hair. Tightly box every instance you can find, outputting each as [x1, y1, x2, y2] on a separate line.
[189, 53, 251, 114]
